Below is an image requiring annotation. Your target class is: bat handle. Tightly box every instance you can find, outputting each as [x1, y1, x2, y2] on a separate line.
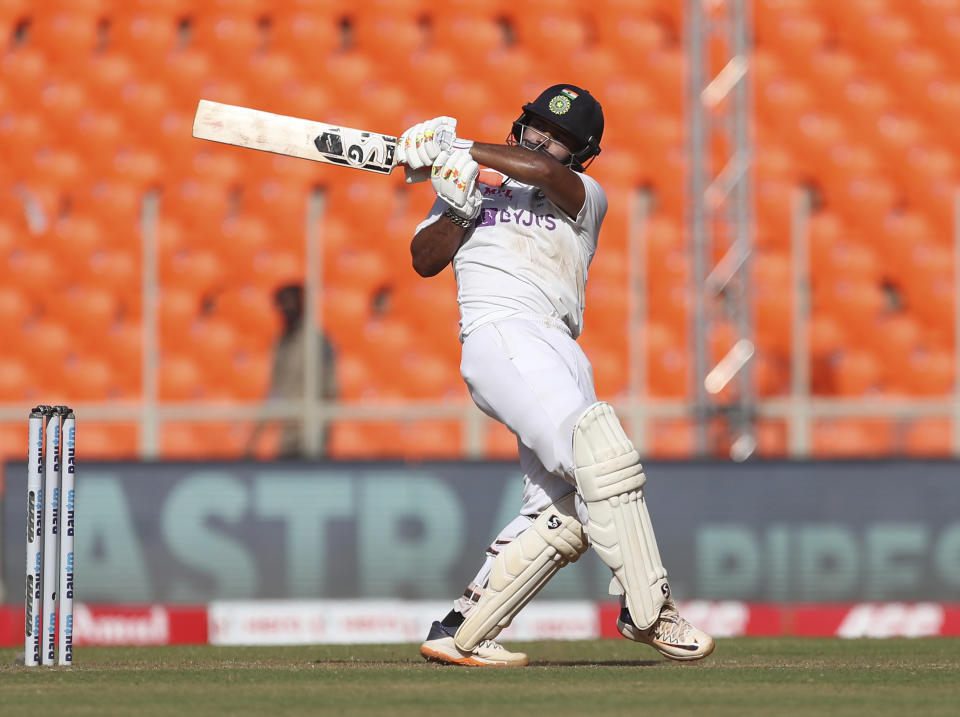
[404, 166, 504, 188]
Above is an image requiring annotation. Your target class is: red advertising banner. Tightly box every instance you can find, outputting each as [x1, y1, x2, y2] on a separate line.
[3, 601, 960, 648]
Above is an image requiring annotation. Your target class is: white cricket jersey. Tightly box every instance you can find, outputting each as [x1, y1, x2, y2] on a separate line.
[416, 171, 607, 340]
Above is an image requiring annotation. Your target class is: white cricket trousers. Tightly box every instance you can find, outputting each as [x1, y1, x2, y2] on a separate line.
[451, 317, 597, 616]
[460, 317, 597, 516]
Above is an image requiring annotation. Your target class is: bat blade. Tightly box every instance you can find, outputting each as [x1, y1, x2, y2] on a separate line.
[193, 100, 398, 174]
[193, 100, 503, 187]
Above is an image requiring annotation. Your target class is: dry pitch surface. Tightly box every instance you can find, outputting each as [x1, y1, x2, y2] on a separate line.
[2, 638, 959, 716]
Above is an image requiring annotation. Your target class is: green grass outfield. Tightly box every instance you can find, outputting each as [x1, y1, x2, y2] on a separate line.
[2, 638, 959, 716]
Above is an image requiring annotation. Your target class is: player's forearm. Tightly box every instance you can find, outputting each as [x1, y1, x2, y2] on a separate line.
[469, 142, 565, 187]
[469, 142, 585, 218]
[411, 216, 468, 277]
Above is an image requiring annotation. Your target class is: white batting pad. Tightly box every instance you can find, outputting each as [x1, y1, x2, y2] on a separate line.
[573, 402, 669, 630]
[454, 493, 587, 651]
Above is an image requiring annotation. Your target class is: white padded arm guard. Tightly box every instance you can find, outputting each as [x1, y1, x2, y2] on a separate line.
[454, 493, 587, 652]
[574, 402, 669, 630]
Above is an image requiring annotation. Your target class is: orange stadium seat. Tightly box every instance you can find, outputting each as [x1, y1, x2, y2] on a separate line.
[160, 47, 215, 106]
[752, 252, 793, 354]
[82, 52, 139, 104]
[115, 78, 175, 137]
[4, 248, 66, 293]
[108, 12, 181, 72]
[245, 51, 302, 107]
[431, 12, 503, 59]
[584, 341, 629, 399]
[644, 322, 689, 398]
[242, 178, 309, 241]
[398, 350, 463, 399]
[328, 421, 404, 460]
[513, 13, 589, 67]
[806, 48, 861, 108]
[158, 286, 201, 342]
[810, 236, 883, 285]
[846, 11, 915, 67]
[0, 48, 49, 104]
[37, 80, 89, 138]
[755, 419, 788, 457]
[163, 178, 232, 233]
[322, 284, 371, 341]
[314, 51, 378, 107]
[830, 348, 884, 396]
[868, 313, 923, 385]
[761, 9, 829, 68]
[74, 422, 140, 460]
[0, 422, 29, 464]
[755, 178, 799, 246]
[269, 11, 340, 62]
[158, 354, 206, 400]
[71, 110, 133, 178]
[79, 178, 144, 228]
[331, 246, 392, 296]
[920, 1, 960, 66]
[397, 420, 463, 459]
[0, 285, 32, 330]
[48, 212, 108, 267]
[219, 351, 272, 401]
[85, 247, 141, 293]
[903, 346, 955, 396]
[211, 217, 274, 280]
[161, 421, 251, 459]
[17, 319, 74, 381]
[0, 113, 52, 178]
[436, 0, 517, 21]
[645, 419, 697, 459]
[811, 418, 896, 458]
[644, 48, 686, 117]
[596, 13, 667, 61]
[28, 11, 101, 68]
[334, 352, 375, 399]
[44, 285, 118, 347]
[754, 351, 790, 397]
[32, 147, 90, 193]
[160, 246, 224, 294]
[245, 249, 305, 293]
[0, 357, 39, 402]
[190, 13, 262, 65]
[817, 279, 886, 339]
[902, 417, 953, 457]
[351, 13, 423, 64]
[60, 354, 120, 401]
[212, 285, 280, 346]
[484, 420, 518, 459]
[102, 319, 143, 394]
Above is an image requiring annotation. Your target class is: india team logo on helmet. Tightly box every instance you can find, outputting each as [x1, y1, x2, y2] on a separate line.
[549, 95, 572, 115]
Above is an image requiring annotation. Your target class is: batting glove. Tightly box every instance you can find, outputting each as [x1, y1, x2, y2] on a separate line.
[396, 116, 457, 170]
[431, 149, 483, 221]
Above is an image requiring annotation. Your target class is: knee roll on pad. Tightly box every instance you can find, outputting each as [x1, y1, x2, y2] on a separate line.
[454, 493, 587, 652]
[573, 401, 669, 630]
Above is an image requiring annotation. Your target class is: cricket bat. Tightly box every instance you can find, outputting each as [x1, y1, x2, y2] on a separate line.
[192, 100, 503, 187]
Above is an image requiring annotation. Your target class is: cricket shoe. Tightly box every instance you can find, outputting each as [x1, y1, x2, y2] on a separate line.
[419, 621, 529, 667]
[617, 598, 715, 662]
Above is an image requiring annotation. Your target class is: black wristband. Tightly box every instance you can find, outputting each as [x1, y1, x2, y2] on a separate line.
[443, 207, 474, 229]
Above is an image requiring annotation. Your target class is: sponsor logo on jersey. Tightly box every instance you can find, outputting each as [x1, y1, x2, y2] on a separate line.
[478, 208, 558, 230]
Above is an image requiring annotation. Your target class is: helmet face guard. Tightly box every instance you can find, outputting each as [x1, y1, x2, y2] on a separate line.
[509, 84, 604, 172]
